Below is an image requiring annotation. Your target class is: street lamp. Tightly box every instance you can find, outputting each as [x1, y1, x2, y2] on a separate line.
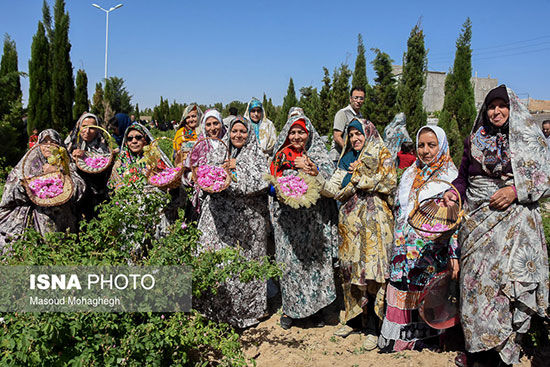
[92, 3, 123, 81]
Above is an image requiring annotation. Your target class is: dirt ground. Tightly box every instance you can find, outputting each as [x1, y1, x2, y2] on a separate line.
[240, 313, 531, 367]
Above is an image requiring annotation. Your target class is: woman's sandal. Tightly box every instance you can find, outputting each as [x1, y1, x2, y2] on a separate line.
[280, 314, 293, 330]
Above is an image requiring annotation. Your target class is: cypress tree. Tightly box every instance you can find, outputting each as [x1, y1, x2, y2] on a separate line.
[0, 34, 22, 117]
[104, 76, 132, 114]
[369, 48, 398, 132]
[28, 22, 52, 135]
[439, 18, 476, 164]
[50, 0, 74, 134]
[134, 103, 140, 120]
[319, 67, 332, 136]
[73, 69, 89, 120]
[279, 77, 298, 130]
[328, 64, 352, 130]
[42, 0, 53, 42]
[262, 93, 276, 121]
[91, 82, 104, 121]
[0, 34, 24, 164]
[398, 23, 427, 138]
[298, 86, 322, 133]
[352, 34, 372, 118]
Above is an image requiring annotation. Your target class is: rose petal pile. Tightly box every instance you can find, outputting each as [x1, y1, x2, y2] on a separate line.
[84, 155, 110, 169]
[29, 176, 64, 199]
[196, 164, 227, 191]
[277, 175, 308, 198]
[149, 167, 182, 186]
[421, 223, 450, 232]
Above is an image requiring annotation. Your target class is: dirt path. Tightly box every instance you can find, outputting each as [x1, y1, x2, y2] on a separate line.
[240, 314, 531, 367]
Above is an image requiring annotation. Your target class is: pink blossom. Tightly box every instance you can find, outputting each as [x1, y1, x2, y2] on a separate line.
[149, 167, 182, 186]
[84, 155, 110, 169]
[28, 176, 64, 199]
[196, 164, 227, 191]
[420, 223, 449, 232]
[181, 222, 188, 230]
[277, 175, 308, 198]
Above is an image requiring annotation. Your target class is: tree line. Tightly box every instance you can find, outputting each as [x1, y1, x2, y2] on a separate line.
[0, 0, 476, 167]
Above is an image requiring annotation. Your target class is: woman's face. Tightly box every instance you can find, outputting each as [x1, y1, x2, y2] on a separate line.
[80, 117, 98, 142]
[288, 126, 308, 150]
[417, 129, 439, 164]
[348, 127, 365, 152]
[204, 116, 221, 137]
[249, 107, 262, 123]
[126, 129, 147, 154]
[230, 122, 248, 149]
[185, 110, 198, 129]
[40, 136, 54, 157]
[487, 98, 510, 127]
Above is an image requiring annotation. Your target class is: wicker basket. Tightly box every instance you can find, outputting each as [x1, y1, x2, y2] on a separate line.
[407, 179, 463, 241]
[20, 143, 74, 207]
[75, 125, 115, 174]
[264, 171, 321, 209]
[190, 137, 231, 193]
[146, 137, 184, 190]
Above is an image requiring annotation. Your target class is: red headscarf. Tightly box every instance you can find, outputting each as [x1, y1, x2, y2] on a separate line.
[269, 119, 309, 177]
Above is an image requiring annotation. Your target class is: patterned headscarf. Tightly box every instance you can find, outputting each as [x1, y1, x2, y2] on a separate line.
[397, 125, 458, 222]
[64, 112, 109, 155]
[243, 98, 277, 155]
[112, 113, 132, 147]
[187, 109, 227, 168]
[227, 115, 253, 159]
[383, 112, 412, 163]
[470, 85, 512, 177]
[338, 119, 372, 187]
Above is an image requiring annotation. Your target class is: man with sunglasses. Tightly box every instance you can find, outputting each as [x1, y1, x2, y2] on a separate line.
[330, 86, 365, 164]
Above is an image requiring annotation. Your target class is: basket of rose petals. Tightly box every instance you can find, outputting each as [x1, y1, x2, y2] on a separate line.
[190, 137, 231, 193]
[145, 137, 184, 190]
[264, 171, 321, 209]
[21, 143, 74, 207]
[408, 179, 463, 241]
[75, 125, 116, 174]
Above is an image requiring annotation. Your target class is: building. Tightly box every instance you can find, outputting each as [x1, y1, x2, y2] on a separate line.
[391, 65, 499, 113]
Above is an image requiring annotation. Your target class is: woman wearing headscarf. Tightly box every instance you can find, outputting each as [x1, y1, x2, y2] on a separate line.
[111, 113, 132, 147]
[378, 125, 459, 353]
[194, 115, 270, 328]
[382, 112, 412, 166]
[269, 112, 337, 330]
[244, 98, 277, 156]
[443, 85, 549, 366]
[173, 104, 203, 158]
[0, 129, 85, 252]
[320, 119, 396, 350]
[107, 122, 171, 191]
[184, 109, 227, 214]
[65, 112, 112, 219]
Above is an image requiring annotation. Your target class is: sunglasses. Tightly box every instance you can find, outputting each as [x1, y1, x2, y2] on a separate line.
[127, 135, 144, 141]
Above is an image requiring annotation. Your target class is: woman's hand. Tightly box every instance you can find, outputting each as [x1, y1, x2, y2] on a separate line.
[348, 160, 361, 173]
[294, 156, 308, 170]
[443, 190, 458, 207]
[71, 149, 85, 161]
[304, 157, 318, 176]
[223, 158, 236, 170]
[489, 186, 516, 210]
[449, 258, 459, 280]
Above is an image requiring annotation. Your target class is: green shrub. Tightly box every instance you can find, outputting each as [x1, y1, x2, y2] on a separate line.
[0, 168, 280, 366]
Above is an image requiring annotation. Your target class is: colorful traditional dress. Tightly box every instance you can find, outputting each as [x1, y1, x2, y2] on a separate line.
[456, 86, 549, 365]
[269, 113, 338, 320]
[0, 129, 85, 252]
[244, 98, 277, 156]
[173, 104, 203, 156]
[379, 125, 459, 352]
[320, 119, 396, 329]
[195, 115, 270, 328]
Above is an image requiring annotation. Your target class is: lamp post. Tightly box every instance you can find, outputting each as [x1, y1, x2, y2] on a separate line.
[92, 3, 123, 81]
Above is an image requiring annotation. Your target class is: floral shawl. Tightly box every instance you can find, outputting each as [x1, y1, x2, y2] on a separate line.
[269, 119, 308, 177]
[107, 123, 171, 190]
[270, 114, 334, 180]
[382, 112, 412, 164]
[64, 112, 110, 155]
[397, 125, 458, 224]
[469, 87, 550, 202]
[244, 98, 277, 156]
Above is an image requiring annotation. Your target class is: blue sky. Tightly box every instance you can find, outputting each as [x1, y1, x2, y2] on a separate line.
[1, 0, 549, 109]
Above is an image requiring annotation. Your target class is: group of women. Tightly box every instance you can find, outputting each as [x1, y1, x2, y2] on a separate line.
[0, 87, 548, 366]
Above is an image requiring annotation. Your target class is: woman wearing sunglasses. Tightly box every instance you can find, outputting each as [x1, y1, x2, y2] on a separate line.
[108, 122, 170, 191]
